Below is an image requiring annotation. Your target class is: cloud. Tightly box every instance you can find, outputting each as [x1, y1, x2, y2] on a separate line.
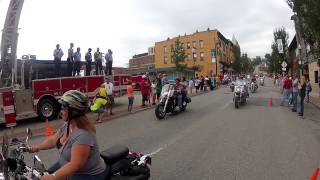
[0, 0, 295, 66]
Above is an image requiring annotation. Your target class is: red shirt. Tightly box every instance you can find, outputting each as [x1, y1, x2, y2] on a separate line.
[140, 80, 149, 95]
[283, 78, 292, 90]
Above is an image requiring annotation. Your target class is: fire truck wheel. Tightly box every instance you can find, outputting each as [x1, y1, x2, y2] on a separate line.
[38, 98, 59, 121]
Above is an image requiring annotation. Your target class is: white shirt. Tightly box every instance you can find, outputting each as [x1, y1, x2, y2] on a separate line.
[53, 48, 64, 59]
[189, 80, 194, 87]
[104, 82, 113, 95]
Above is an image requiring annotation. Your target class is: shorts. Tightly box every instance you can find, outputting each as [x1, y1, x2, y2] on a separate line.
[128, 97, 134, 106]
[106, 95, 114, 106]
[95, 107, 105, 113]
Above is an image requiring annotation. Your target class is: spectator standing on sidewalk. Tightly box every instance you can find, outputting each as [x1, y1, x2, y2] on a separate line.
[104, 77, 114, 115]
[73, 47, 81, 76]
[94, 48, 103, 75]
[53, 44, 64, 77]
[189, 78, 194, 95]
[67, 43, 74, 77]
[85, 48, 92, 76]
[306, 78, 312, 103]
[140, 75, 150, 107]
[151, 79, 156, 105]
[291, 75, 299, 112]
[105, 49, 113, 76]
[127, 80, 134, 112]
[156, 77, 162, 102]
[280, 75, 292, 106]
[195, 75, 200, 93]
[298, 76, 307, 117]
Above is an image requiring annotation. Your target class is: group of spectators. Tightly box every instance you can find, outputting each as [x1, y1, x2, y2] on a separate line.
[276, 74, 312, 117]
[53, 43, 113, 77]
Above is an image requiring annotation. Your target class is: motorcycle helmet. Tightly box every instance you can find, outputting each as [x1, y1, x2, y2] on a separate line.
[59, 90, 89, 137]
[59, 90, 89, 113]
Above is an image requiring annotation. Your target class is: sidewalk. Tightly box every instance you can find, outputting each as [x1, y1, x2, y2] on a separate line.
[0, 88, 213, 141]
[309, 94, 320, 109]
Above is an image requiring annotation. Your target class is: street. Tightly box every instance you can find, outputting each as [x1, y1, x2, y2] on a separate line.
[24, 78, 320, 180]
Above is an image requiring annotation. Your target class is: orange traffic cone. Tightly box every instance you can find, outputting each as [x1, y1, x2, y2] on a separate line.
[310, 167, 320, 180]
[268, 98, 273, 107]
[45, 118, 54, 136]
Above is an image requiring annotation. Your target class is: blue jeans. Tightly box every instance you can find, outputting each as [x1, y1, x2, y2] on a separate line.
[176, 95, 182, 107]
[291, 92, 298, 111]
[280, 89, 290, 106]
[299, 95, 305, 116]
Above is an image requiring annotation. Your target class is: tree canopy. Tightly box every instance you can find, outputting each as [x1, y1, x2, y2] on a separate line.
[172, 38, 187, 73]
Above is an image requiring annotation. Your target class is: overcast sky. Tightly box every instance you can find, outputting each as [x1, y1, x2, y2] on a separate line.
[0, 0, 295, 67]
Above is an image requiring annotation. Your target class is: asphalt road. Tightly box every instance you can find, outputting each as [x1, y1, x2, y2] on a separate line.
[22, 79, 320, 180]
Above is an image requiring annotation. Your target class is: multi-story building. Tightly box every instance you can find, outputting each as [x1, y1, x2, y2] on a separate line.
[129, 47, 155, 75]
[154, 29, 235, 78]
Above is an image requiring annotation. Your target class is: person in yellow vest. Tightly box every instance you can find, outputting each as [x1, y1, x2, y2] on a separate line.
[90, 87, 108, 123]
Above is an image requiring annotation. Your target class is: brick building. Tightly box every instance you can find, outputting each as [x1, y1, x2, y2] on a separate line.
[129, 47, 155, 75]
[154, 28, 235, 78]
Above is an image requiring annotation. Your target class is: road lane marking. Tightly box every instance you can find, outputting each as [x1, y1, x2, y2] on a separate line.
[149, 144, 168, 156]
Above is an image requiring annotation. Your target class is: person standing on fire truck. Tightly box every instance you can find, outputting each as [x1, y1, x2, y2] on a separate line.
[85, 48, 92, 76]
[94, 48, 103, 75]
[67, 43, 74, 77]
[73, 47, 81, 76]
[53, 44, 64, 77]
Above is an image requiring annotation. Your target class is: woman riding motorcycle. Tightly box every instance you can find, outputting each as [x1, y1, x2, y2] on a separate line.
[30, 90, 107, 180]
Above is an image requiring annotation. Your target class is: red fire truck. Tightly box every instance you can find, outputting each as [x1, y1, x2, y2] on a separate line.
[0, 73, 132, 126]
[0, 76, 104, 125]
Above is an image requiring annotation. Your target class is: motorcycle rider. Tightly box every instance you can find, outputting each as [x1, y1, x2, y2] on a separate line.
[30, 90, 107, 180]
[174, 78, 186, 110]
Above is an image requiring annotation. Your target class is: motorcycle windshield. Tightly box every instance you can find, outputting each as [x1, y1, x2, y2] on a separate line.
[161, 84, 172, 96]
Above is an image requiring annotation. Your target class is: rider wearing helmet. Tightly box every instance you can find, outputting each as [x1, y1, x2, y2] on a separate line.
[30, 90, 107, 180]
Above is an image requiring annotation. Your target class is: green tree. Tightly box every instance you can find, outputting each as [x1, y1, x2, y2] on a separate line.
[267, 27, 290, 73]
[172, 38, 187, 73]
[287, 0, 320, 63]
[232, 42, 242, 73]
[240, 53, 254, 74]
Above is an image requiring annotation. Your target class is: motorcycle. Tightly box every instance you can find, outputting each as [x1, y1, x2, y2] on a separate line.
[233, 81, 248, 109]
[0, 129, 151, 180]
[230, 81, 235, 92]
[250, 81, 258, 93]
[259, 77, 264, 86]
[155, 84, 191, 119]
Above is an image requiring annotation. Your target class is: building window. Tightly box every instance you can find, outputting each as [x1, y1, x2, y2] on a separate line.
[192, 41, 196, 48]
[200, 52, 204, 61]
[193, 52, 197, 61]
[187, 42, 191, 49]
[200, 40, 204, 49]
[164, 46, 167, 53]
[188, 54, 191, 61]
[171, 44, 174, 52]
[164, 56, 168, 64]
